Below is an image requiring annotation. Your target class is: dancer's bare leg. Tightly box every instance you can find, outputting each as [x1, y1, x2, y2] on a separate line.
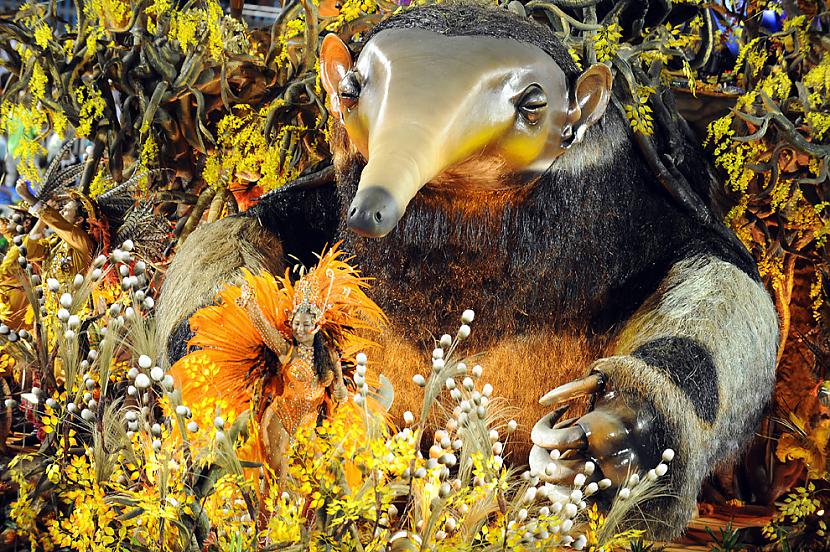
[261, 403, 295, 492]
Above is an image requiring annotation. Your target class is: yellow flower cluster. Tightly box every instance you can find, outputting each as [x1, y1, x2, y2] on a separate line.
[84, 26, 105, 60]
[206, 104, 322, 194]
[806, 112, 830, 140]
[625, 85, 655, 136]
[0, 102, 48, 181]
[803, 54, 830, 106]
[324, 0, 381, 33]
[8, 455, 42, 549]
[810, 271, 824, 323]
[51, 109, 69, 138]
[782, 14, 812, 59]
[735, 37, 767, 79]
[75, 83, 106, 138]
[272, 18, 307, 68]
[716, 141, 767, 195]
[0, 347, 16, 374]
[568, 48, 584, 71]
[584, 503, 646, 550]
[593, 23, 623, 63]
[137, 135, 159, 191]
[84, 0, 131, 32]
[34, 24, 52, 48]
[760, 65, 793, 101]
[145, 0, 173, 34]
[30, 62, 48, 102]
[88, 169, 114, 200]
[262, 487, 304, 544]
[756, 245, 786, 294]
[763, 480, 824, 543]
[168, 0, 226, 60]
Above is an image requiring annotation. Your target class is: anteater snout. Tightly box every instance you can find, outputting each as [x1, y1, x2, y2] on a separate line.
[347, 187, 401, 238]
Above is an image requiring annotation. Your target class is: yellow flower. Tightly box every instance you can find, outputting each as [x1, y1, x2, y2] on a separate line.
[88, 169, 113, 200]
[0, 349, 16, 374]
[30, 62, 48, 102]
[624, 86, 656, 136]
[568, 47, 583, 71]
[593, 23, 623, 63]
[50, 109, 69, 138]
[85, 0, 130, 31]
[46, 462, 61, 484]
[168, 0, 226, 59]
[42, 411, 60, 435]
[146, 0, 172, 34]
[75, 83, 106, 138]
[34, 24, 52, 48]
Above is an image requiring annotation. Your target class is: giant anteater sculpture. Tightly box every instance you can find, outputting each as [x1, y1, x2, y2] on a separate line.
[157, 3, 778, 537]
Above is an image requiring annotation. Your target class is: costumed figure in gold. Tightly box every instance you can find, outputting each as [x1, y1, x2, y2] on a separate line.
[2, 142, 169, 379]
[13, 148, 169, 281]
[15, 183, 98, 280]
[171, 245, 385, 481]
[1, 145, 90, 332]
[0, 211, 34, 332]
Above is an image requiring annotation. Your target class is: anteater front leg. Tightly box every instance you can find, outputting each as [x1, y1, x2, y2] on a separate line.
[530, 254, 778, 538]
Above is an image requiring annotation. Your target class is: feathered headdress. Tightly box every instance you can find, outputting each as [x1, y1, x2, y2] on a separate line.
[29, 141, 86, 202]
[25, 140, 171, 260]
[276, 244, 387, 356]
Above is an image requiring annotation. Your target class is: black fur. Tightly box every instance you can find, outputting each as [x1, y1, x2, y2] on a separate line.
[633, 336, 720, 423]
[168, 316, 195, 363]
[248, 110, 756, 354]
[251, 181, 341, 269]
[331, 108, 757, 349]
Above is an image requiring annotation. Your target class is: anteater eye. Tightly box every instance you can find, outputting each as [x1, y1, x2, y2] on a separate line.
[338, 71, 362, 107]
[517, 84, 547, 125]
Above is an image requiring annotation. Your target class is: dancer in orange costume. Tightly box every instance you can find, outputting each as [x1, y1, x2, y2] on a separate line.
[171, 244, 385, 479]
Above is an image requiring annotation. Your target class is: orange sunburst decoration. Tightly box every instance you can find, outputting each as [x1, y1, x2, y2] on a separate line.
[170, 243, 387, 466]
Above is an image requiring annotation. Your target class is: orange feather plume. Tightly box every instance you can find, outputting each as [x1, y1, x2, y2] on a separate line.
[170, 243, 387, 446]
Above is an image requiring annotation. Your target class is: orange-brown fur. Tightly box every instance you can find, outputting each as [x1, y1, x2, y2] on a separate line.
[429, 154, 526, 194]
[372, 326, 610, 458]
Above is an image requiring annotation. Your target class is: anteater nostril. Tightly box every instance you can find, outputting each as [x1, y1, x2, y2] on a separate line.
[347, 187, 399, 237]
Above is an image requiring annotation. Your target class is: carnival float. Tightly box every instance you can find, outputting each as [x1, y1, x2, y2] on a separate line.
[0, 1, 829, 550]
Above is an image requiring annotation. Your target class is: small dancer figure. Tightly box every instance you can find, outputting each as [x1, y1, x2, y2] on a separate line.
[171, 244, 385, 480]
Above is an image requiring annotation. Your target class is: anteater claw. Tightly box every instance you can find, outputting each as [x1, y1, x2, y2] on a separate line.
[553, 416, 578, 430]
[531, 420, 587, 450]
[529, 445, 583, 485]
[539, 373, 604, 406]
[548, 404, 570, 425]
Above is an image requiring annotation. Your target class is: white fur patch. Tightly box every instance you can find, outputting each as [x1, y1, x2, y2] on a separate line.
[617, 255, 779, 458]
[600, 254, 778, 536]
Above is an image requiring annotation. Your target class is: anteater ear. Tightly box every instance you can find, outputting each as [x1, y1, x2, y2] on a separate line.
[566, 63, 613, 145]
[320, 34, 354, 116]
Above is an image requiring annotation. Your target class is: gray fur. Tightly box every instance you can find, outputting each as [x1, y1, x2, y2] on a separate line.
[595, 254, 778, 536]
[155, 215, 284, 359]
[552, 105, 629, 175]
